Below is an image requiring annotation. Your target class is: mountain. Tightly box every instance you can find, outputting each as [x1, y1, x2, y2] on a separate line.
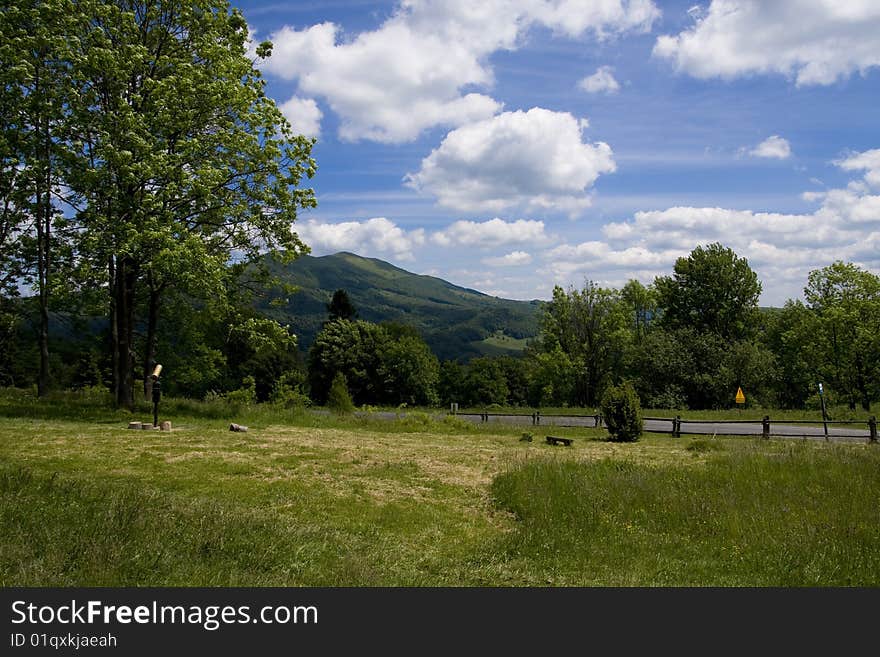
[257, 252, 542, 361]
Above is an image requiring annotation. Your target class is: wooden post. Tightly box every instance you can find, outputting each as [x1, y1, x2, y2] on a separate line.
[673, 415, 681, 437]
[869, 416, 877, 443]
[536, 410, 541, 425]
[762, 415, 770, 440]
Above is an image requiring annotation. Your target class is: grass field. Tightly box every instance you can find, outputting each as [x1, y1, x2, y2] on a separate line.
[2, 389, 879, 586]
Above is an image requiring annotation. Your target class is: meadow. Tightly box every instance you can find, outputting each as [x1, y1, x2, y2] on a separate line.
[1, 389, 878, 586]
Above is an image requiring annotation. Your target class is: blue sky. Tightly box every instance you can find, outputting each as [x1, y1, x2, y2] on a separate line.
[237, 0, 880, 305]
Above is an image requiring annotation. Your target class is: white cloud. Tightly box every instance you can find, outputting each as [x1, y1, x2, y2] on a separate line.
[432, 218, 551, 248]
[541, 147, 880, 304]
[578, 66, 621, 94]
[277, 96, 322, 139]
[405, 108, 616, 215]
[836, 149, 880, 188]
[296, 217, 425, 261]
[482, 251, 533, 267]
[654, 0, 880, 86]
[258, 1, 659, 143]
[749, 135, 791, 160]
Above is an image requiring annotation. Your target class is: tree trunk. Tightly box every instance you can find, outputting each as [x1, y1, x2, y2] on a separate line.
[142, 274, 162, 403]
[35, 63, 51, 397]
[113, 255, 137, 410]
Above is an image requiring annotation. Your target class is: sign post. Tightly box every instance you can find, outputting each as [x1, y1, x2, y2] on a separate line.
[152, 364, 163, 428]
[818, 382, 829, 440]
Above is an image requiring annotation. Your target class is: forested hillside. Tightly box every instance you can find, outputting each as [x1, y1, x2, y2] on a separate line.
[256, 252, 541, 360]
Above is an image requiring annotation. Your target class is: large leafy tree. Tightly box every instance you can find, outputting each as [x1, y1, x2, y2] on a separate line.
[539, 282, 629, 406]
[61, 0, 316, 408]
[803, 262, 880, 410]
[0, 0, 78, 395]
[655, 243, 761, 341]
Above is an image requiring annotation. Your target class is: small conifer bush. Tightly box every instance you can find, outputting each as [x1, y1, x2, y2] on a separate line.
[327, 372, 355, 413]
[600, 382, 643, 442]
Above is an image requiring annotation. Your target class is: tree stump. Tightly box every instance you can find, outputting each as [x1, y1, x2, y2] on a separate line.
[127, 422, 142, 430]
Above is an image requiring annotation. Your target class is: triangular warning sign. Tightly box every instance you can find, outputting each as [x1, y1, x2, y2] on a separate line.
[735, 387, 745, 404]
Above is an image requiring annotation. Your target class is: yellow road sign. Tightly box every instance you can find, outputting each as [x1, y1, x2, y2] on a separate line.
[735, 387, 745, 404]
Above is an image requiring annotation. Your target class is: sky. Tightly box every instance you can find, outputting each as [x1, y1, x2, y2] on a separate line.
[237, 0, 880, 305]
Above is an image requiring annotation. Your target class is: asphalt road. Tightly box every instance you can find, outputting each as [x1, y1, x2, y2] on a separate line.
[450, 412, 873, 443]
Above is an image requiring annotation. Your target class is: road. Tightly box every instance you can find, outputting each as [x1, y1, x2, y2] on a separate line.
[449, 412, 873, 443]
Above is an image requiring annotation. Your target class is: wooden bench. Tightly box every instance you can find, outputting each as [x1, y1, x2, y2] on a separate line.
[545, 435, 573, 446]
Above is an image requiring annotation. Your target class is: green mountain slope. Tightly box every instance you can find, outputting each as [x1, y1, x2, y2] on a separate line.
[258, 252, 542, 361]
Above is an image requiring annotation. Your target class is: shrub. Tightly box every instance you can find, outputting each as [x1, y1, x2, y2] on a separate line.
[226, 376, 257, 406]
[600, 382, 643, 442]
[327, 372, 354, 413]
[271, 372, 311, 409]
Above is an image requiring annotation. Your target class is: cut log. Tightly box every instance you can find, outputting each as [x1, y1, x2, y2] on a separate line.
[229, 423, 248, 432]
[128, 421, 142, 430]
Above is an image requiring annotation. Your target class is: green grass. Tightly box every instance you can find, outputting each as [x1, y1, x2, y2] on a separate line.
[2, 388, 879, 586]
[491, 443, 880, 585]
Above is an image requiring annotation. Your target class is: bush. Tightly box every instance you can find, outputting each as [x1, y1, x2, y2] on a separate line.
[600, 382, 643, 442]
[326, 372, 354, 413]
[226, 376, 257, 406]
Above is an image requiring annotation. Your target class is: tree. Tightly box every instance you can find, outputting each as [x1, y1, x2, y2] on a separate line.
[307, 319, 385, 405]
[620, 279, 656, 342]
[326, 372, 354, 413]
[655, 243, 761, 341]
[539, 282, 629, 406]
[327, 289, 357, 321]
[803, 262, 880, 410]
[60, 0, 316, 409]
[462, 357, 509, 407]
[378, 334, 439, 406]
[526, 346, 575, 407]
[600, 382, 643, 442]
[762, 302, 818, 408]
[0, 0, 78, 395]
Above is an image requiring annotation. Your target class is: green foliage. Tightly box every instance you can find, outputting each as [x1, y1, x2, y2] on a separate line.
[308, 318, 439, 407]
[327, 288, 357, 321]
[539, 282, 630, 406]
[655, 243, 761, 341]
[600, 382, 643, 442]
[270, 371, 310, 409]
[803, 262, 880, 410]
[628, 327, 778, 410]
[326, 372, 354, 413]
[226, 375, 256, 407]
[526, 346, 575, 407]
[378, 334, 440, 406]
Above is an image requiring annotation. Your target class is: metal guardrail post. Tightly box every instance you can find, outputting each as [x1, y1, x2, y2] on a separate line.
[869, 416, 877, 443]
[536, 410, 541, 425]
[673, 415, 680, 437]
[762, 415, 770, 440]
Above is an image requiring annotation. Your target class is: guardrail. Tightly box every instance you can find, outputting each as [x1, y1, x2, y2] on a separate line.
[454, 410, 878, 442]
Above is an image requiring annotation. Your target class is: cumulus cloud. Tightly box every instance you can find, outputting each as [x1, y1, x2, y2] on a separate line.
[405, 108, 616, 215]
[432, 218, 551, 248]
[749, 135, 791, 159]
[836, 149, 880, 188]
[541, 147, 880, 304]
[654, 0, 880, 86]
[578, 66, 621, 94]
[277, 96, 322, 139]
[482, 251, 533, 267]
[296, 217, 425, 261]
[258, 1, 659, 142]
